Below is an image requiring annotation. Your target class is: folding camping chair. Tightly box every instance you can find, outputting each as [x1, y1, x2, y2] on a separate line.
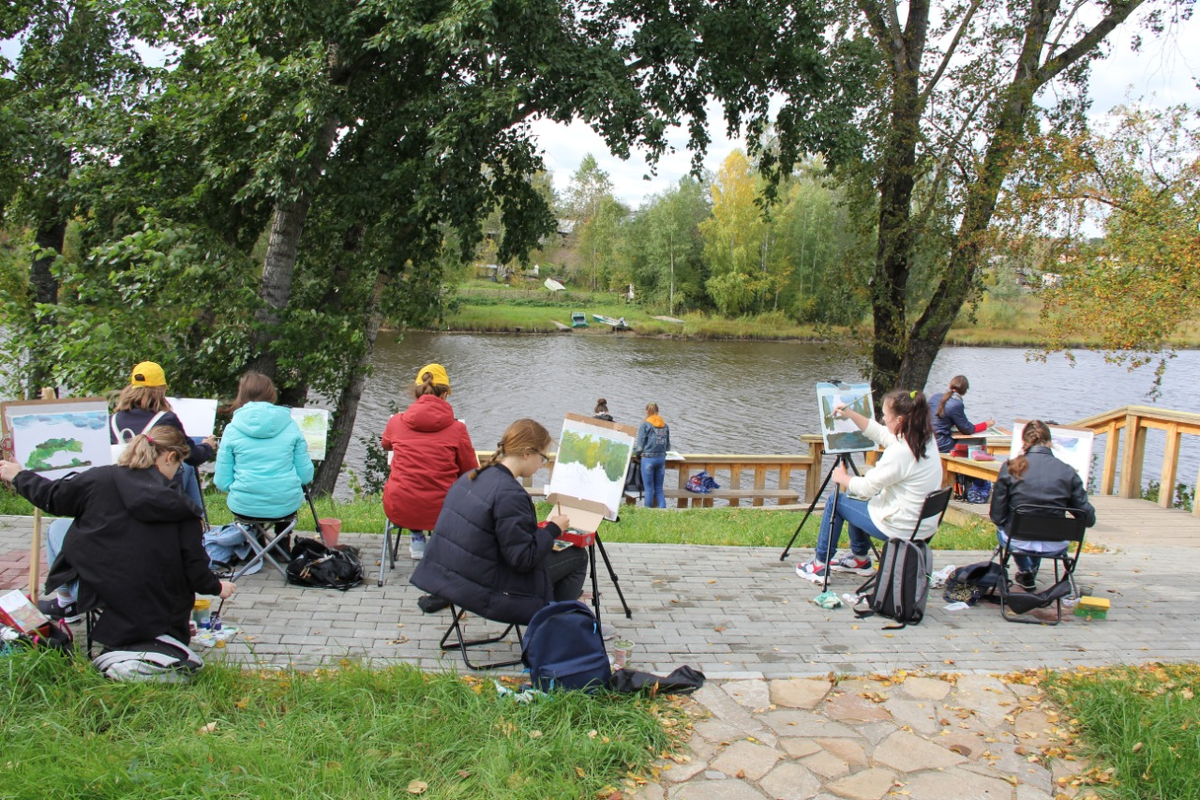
[997, 505, 1087, 625]
[822, 487, 952, 597]
[378, 519, 404, 586]
[439, 603, 524, 670]
[230, 513, 299, 581]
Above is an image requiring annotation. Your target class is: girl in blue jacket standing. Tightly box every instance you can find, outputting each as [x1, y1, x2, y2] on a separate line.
[634, 402, 671, 508]
[215, 372, 314, 551]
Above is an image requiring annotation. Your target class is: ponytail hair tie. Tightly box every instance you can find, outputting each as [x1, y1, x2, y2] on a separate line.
[909, 390, 917, 399]
[146, 435, 156, 445]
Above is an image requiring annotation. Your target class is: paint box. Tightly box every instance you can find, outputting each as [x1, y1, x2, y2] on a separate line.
[1074, 596, 1109, 620]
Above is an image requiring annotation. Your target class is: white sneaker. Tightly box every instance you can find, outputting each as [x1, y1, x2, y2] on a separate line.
[410, 532, 427, 560]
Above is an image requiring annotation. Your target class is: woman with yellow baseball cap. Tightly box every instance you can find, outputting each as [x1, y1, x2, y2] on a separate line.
[112, 361, 218, 511]
[381, 363, 478, 560]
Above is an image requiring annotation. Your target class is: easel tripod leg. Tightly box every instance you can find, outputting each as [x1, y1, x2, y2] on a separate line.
[593, 534, 632, 619]
[780, 460, 838, 561]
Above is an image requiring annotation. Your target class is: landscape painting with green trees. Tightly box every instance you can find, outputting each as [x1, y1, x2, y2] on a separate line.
[548, 416, 636, 519]
[5, 403, 109, 480]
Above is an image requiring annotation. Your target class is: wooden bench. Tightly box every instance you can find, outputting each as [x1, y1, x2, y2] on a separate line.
[660, 486, 800, 508]
[481, 438, 826, 509]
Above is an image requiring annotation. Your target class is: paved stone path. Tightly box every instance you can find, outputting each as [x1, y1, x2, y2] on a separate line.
[3, 495, 1193, 799]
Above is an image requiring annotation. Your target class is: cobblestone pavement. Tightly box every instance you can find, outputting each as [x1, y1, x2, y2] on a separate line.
[3, 508, 1192, 799]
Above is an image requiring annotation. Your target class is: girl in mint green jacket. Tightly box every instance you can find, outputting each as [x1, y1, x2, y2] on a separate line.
[215, 372, 314, 521]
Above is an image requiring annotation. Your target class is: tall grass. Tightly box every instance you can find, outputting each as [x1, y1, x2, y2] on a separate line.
[0, 650, 683, 799]
[1045, 664, 1200, 800]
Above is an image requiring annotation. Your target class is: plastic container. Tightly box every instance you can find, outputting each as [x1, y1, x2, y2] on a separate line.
[612, 640, 634, 669]
[192, 599, 211, 627]
[318, 518, 341, 548]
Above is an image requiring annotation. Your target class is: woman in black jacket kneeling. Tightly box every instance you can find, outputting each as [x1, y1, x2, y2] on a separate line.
[411, 418, 588, 625]
[0, 426, 235, 649]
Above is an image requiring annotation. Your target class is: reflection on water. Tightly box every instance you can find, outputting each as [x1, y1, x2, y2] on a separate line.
[338, 332, 1200, 499]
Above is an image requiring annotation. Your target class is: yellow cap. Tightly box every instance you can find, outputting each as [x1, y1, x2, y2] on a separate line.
[414, 363, 450, 390]
[131, 361, 167, 387]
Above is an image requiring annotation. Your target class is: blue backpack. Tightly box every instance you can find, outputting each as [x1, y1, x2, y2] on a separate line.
[521, 601, 611, 692]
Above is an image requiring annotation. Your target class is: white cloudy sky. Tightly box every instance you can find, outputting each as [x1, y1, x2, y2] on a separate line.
[532, 12, 1200, 208]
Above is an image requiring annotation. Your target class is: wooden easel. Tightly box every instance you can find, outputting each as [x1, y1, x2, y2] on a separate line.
[1, 389, 106, 602]
[546, 492, 632, 623]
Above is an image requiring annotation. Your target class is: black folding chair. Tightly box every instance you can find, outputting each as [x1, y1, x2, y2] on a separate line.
[837, 487, 952, 598]
[997, 505, 1087, 625]
[439, 604, 524, 670]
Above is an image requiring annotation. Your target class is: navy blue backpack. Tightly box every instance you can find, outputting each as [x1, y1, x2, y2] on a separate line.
[521, 601, 612, 691]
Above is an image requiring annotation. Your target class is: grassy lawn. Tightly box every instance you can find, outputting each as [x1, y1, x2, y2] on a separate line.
[1044, 663, 1200, 800]
[0, 488, 1001, 551]
[0, 650, 685, 799]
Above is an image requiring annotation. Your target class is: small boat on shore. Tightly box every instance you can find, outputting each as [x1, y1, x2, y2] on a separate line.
[570, 312, 589, 328]
[593, 314, 632, 331]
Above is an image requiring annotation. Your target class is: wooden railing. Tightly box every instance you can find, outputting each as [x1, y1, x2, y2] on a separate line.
[479, 434, 826, 509]
[1071, 406, 1200, 515]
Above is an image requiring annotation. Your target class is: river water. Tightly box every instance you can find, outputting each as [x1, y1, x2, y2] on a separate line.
[340, 332, 1200, 498]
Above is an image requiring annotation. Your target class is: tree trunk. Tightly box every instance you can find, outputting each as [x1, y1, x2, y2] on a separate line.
[26, 216, 66, 396]
[246, 114, 341, 383]
[864, 0, 930, 405]
[311, 271, 392, 496]
[892, 0, 1141, 393]
[870, 74, 923, 402]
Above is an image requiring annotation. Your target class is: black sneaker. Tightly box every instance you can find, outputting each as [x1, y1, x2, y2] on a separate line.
[417, 595, 451, 613]
[37, 597, 80, 621]
[1014, 571, 1037, 591]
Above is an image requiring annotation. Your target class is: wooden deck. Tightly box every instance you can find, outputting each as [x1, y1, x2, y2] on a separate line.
[948, 493, 1200, 549]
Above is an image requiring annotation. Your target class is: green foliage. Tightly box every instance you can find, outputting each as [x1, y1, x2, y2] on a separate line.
[1046, 664, 1200, 800]
[0, 654, 683, 799]
[1141, 480, 1196, 513]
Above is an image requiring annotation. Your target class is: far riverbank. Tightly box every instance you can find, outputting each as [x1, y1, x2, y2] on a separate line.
[430, 283, 1200, 349]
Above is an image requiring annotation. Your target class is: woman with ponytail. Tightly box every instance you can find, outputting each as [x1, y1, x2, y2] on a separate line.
[410, 418, 588, 625]
[990, 421, 1096, 590]
[928, 375, 995, 453]
[797, 390, 944, 581]
[0, 426, 235, 649]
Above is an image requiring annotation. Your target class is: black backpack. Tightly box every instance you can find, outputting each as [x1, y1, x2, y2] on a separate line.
[521, 601, 612, 692]
[286, 538, 363, 591]
[857, 538, 931, 628]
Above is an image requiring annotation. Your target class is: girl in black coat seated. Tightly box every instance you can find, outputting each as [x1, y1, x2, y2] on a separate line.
[990, 420, 1096, 590]
[411, 418, 588, 625]
[0, 426, 236, 649]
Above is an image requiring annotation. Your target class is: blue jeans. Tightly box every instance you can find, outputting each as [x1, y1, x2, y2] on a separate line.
[46, 518, 78, 603]
[996, 529, 1067, 574]
[641, 455, 666, 508]
[179, 463, 204, 515]
[814, 492, 885, 564]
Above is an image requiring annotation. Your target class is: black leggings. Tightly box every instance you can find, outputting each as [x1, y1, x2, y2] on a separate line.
[546, 546, 589, 602]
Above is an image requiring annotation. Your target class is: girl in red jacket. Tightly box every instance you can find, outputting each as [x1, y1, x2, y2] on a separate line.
[381, 364, 478, 559]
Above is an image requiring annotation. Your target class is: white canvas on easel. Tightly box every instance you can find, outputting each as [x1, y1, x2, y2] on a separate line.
[167, 397, 218, 437]
[0, 396, 109, 605]
[1009, 419, 1095, 488]
[547, 413, 638, 523]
